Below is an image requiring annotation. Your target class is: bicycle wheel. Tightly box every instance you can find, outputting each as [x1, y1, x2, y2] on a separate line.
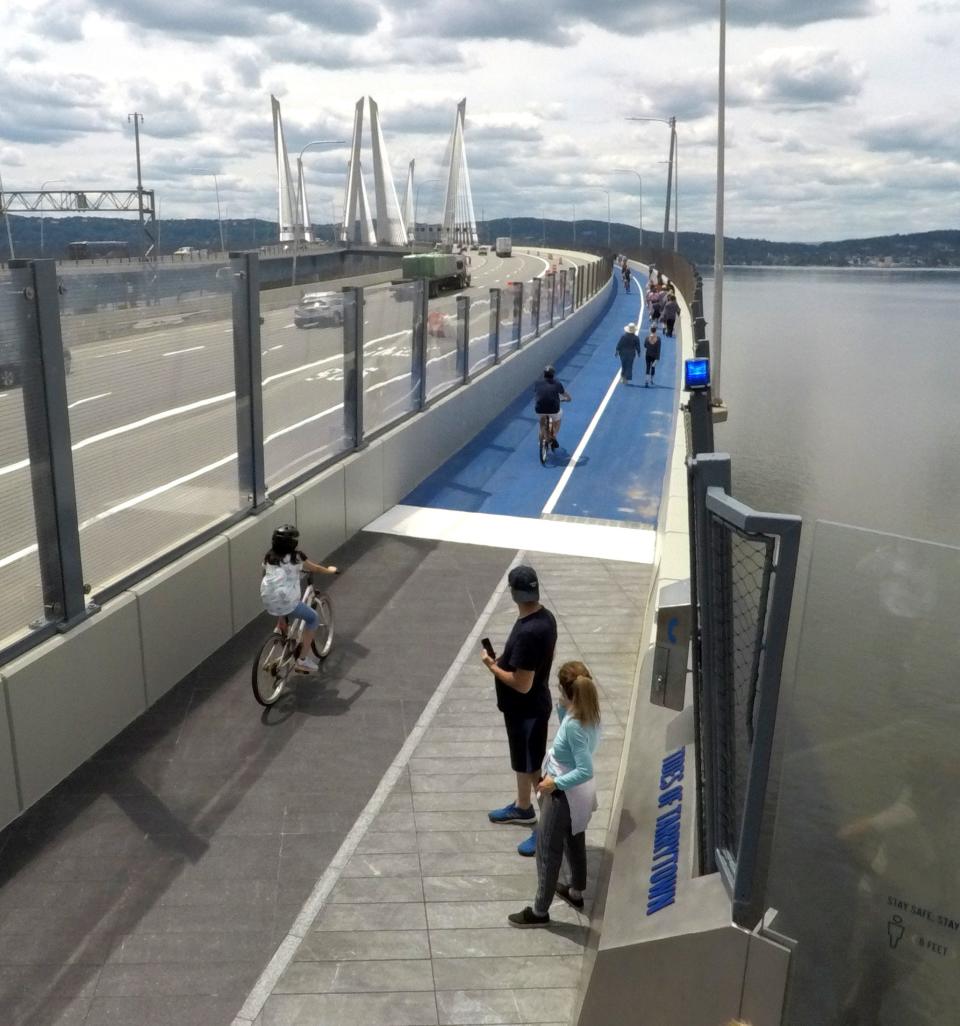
[252, 633, 293, 706]
[311, 594, 335, 659]
[539, 432, 549, 465]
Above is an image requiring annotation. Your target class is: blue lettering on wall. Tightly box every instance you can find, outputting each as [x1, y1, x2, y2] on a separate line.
[646, 747, 685, 916]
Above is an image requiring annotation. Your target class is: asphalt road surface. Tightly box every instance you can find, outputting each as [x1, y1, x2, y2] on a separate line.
[0, 249, 594, 648]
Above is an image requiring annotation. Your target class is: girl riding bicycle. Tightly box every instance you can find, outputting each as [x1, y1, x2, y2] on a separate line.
[260, 524, 337, 673]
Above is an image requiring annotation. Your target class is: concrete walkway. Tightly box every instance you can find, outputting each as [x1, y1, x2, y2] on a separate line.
[242, 549, 651, 1026]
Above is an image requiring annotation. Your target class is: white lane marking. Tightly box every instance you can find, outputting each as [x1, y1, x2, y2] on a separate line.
[0, 458, 29, 480]
[0, 541, 39, 572]
[162, 345, 205, 357]
[67, 392, 112, 410]
[283, 322, 295, 329]
[263, 403, 342, 444]
[0, 393, 7, 400]
[231, 561, 517, 1026]
[268, 344, 284, 351]
[541, 287, 645, 517]
[93, 349, 132, 359]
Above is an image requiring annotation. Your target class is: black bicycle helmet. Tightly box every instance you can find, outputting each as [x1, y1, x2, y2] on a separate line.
[271, 524, 300, 556]
[544, 365, 556, 379]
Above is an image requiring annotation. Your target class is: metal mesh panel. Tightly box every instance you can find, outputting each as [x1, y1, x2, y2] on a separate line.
[707, 513, 774, 856]
[261, 284, 352, 490]
[57, 264, 244, 594]
[364, 282, 418, 433]
[0, 271, 46, 649]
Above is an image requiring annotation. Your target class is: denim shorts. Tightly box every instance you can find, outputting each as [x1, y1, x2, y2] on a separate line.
[286, 601, 319, 629]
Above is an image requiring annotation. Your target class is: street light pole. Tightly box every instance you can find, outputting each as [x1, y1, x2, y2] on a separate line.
[39, 178, 65, 257]
[127, 112, 146, 260]
[713, 0, 727, 400]
[615, 169, 643, 249]
[625, 114, 678, 250]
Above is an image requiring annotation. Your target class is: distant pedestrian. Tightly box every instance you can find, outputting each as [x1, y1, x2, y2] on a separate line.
[508, 665, 601, 928]
[622, 265, 632, 292]
[616, 323, 641, 384]
[483, 565, 557, 858]
[661, 292, 680, 337]
[644, 325, 662, 387]
[651, 286, 665, 324]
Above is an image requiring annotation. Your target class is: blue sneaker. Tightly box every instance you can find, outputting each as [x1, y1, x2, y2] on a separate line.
[517, 829, 537, 857]
[488, 802, 536, 825]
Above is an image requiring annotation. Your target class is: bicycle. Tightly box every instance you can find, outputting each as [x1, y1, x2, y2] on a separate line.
[538, 413, 558, 465]
[251, 577, 335, 706]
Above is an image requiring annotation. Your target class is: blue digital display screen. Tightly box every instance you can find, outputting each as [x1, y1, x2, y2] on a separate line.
[684, 358, 710, 390]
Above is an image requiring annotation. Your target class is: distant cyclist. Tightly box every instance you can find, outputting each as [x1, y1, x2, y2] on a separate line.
[260, 525, 338, 674]
[534, 366, 571, 451]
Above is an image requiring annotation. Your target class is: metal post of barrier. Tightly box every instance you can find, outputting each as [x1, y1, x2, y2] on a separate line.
[342, 286, 365, 448]
[412, 278, 428, 407]
[514, 282, 524, 346]
[569, 267, 577, 312]
[688, 384, 715, 455]
[10, 259, 89, 629]
[489, 287, 501, 364]
[457, 294, 470, 384]
[532, 277, 542, 337]
[546, 272, 556, 328]
[558, 269, 567, 319]
[230, 251, 268, 509]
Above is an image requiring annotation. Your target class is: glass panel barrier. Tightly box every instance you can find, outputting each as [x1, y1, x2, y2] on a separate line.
[424, 289, 460, 402]
[0, 271, 47, 650]
[58, 262, 245, 594]
[564, 269, 575, 318]
[261, 282, 352, 490]
[363, 281, 417, 434]
[520, 282, 536, 342]
[761, 520, 960, 1025]
[499, 283, 522, 358]
[467, 289, 496, 376]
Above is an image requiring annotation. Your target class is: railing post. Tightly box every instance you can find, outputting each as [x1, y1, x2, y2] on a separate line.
[514, 282, 524, 346]
[570, 267, 578, 311]
[342, 286, 365, 448]
[230, 251, 268, 509]
[489, 287, 501, 364]
[457, 294, 470, 384]
[10, 258, 89, 628]
[558, 269, 568, 319]
[412, 278, 428, 408]
[532, 277, 542, 337]
[546, 272, 556, 328]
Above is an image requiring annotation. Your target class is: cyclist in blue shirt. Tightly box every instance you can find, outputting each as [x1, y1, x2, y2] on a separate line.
[533, 366, 571, 451]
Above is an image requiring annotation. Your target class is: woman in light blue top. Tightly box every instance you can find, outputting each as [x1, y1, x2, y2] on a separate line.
[509, 662, 601, 927]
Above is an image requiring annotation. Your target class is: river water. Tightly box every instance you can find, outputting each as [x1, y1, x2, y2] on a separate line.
[701, 267, 960, 1024]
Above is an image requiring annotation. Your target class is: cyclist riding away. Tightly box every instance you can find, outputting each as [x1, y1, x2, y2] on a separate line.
[260, 524, 338, 674]
[534, 365, 571, 451]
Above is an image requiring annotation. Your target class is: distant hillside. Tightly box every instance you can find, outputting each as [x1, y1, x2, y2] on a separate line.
[4, 214, 959, 267]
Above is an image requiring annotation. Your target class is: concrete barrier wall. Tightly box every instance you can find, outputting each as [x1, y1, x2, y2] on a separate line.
[0, 273, 613, 830]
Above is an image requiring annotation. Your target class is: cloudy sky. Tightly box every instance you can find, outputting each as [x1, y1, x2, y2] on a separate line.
[1, 0, 958, 242]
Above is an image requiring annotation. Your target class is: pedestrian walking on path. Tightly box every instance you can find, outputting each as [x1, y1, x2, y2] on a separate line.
[661, 291, 680, 337]
[616, 323, 641, 384]
[508, 665, 602, 927]
[644, 325, 662, 387]
[482, 564, 557, 857]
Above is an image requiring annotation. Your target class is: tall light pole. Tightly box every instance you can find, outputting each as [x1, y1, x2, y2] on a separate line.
[295, 139, 346, 246]
[39, 179, 65, 257]
[128, 112, 146, 259]
[626, 114, 678, 251]
[614, 169, 643, 249]
[187, 168, 224, 252]
[713, 0, 727, 401]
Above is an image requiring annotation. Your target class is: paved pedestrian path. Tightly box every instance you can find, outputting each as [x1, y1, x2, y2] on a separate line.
[240, 550, 651, 1026]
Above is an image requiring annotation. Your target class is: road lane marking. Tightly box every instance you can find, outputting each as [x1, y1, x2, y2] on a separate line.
[0, 541, 39, 571]
[162, 345, 206, 357]
[93, 349, 132, 359]
[67, 392, 112, 410]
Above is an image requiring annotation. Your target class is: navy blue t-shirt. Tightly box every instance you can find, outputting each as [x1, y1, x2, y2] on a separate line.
[496, 607, 557, 718]
[533, 379, 565, 414]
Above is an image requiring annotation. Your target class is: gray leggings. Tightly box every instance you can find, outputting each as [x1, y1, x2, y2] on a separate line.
[533, 789, 587, 917]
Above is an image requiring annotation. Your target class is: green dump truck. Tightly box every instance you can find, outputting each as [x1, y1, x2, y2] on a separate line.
[400, 253, 471, 298]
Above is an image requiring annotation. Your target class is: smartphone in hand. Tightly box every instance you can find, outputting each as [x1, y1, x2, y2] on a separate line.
[481, 638, 496, 660]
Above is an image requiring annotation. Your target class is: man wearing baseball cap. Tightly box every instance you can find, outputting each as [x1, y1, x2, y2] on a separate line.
[481, 563, 557, 856]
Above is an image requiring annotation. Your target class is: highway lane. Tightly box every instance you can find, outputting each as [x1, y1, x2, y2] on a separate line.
[0, 249, 593, 646]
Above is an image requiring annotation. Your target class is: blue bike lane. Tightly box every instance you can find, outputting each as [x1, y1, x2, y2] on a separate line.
[402, 272, 679, 526]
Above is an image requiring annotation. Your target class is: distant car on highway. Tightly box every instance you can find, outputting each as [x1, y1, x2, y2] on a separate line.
[174, 247, 200, 256]
[294, 291, 344, 328]
[477, 246, 488, 255]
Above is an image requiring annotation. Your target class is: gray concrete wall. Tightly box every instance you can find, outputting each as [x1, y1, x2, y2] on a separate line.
[0, 271, 611, 830]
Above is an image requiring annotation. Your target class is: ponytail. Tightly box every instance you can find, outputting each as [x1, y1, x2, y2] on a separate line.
[568, 674, 601, 728]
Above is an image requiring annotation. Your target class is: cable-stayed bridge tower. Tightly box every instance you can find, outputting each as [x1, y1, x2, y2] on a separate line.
[440, 99, 477, 246]
[271, 95, 300, 243]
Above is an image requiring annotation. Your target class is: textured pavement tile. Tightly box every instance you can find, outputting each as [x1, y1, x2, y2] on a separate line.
[416, 831, 537, 854]
[295, 929, 430, 962]
[428, 926, 589, 959]
[411, 774, 517, 794]
[414, 741, 510, 759]
[355, 831, 419, 854]
[435, 987, 576, 1025]
[422, 875, 536, 903]
[93, 961, 257, 997]
[274, 957, 435, 995]
[415, 811, 523, 833]
[425, 900, 583, 930]
[80, 994, 245, 1026]
[312, 901, 427, 932]
[418, 852, 541, 877]
[432, 955, 582, 991]
[341, 852, 423, 878]
[260, 991, 438, 1026]
[329, 875, 425, 903]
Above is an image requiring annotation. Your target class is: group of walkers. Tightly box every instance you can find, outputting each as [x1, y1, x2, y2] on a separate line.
[613, 264, 679, 387]
[481, 564, 603, 927]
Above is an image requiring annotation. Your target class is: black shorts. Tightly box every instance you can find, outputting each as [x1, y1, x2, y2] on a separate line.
[503, 714, 549, 774]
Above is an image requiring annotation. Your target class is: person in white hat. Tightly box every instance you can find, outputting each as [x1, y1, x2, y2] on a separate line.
[615, 323, 641, 384]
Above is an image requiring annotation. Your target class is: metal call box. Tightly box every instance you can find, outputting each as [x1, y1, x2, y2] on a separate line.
[650, 580, 692, 710]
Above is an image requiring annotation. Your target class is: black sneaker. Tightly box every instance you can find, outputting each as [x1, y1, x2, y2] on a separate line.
[555, 883, 584, 910]
[550, 439, 559, 450]
[508, 906, 550, 928]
